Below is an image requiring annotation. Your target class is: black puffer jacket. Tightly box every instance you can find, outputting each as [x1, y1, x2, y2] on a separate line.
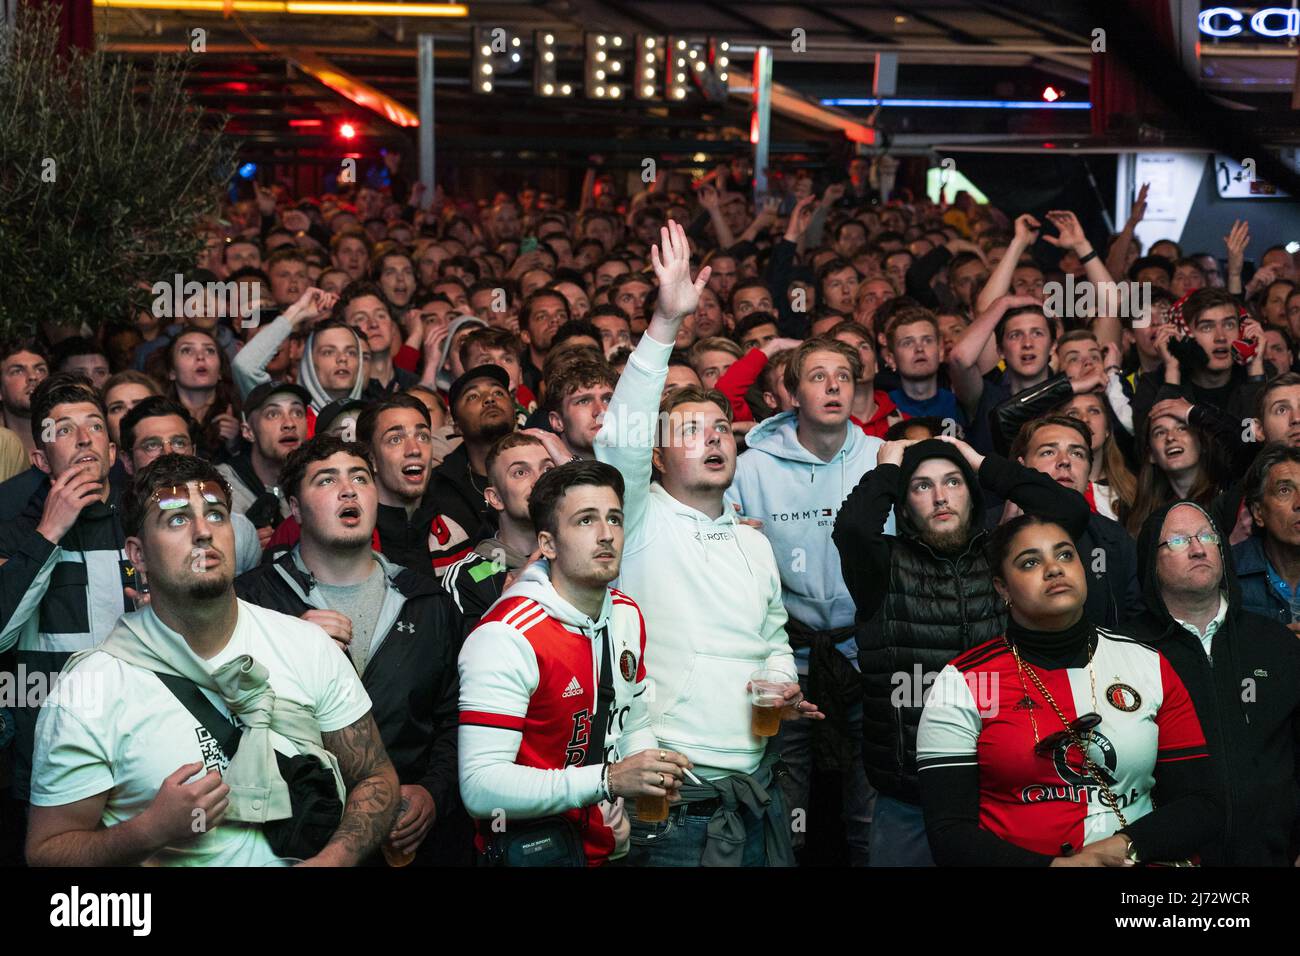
[1127, 500, 1300, 866]
[834, 441, 1090, 803]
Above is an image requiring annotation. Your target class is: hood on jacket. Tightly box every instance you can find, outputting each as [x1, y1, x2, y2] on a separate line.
[894, 439, 984, 540]
[742, 410, 867, 464]
[299, 324, 367, 410]
[499, 559, 611, 635]
[1134, 498, 1241, 633]
[435, 315, 489, 392]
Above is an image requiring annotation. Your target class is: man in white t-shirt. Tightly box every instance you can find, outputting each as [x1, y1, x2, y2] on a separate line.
[25, 454, 399, 866]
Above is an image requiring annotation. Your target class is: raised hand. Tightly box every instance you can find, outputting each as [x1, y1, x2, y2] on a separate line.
[1224, 219, 1250, 273]
[649, 220, 711, 325]
[1043, 210, 1087, 251]
[1013, 214, 1042, 247]
[1128, 183, 1149, 226]
[784, 195, 817, 241]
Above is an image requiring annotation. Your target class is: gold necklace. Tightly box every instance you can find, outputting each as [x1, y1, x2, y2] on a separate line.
[1006, 634, 1129, 828]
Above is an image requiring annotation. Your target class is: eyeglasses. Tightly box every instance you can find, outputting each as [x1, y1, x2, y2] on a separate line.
[136, 436, 194, 455]
[148, 479, 232, 513]
[1158, 531, 1220, 553]
[1033, 711, 1102, 756]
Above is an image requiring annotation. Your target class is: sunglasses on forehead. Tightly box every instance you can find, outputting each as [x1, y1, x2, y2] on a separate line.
[148, 479, 232, 512]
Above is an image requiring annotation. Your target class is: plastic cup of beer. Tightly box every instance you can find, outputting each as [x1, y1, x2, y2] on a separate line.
[382, 842, 416, 867]
[635, 793, 670, 823]
[382, 796, 415, 867]
[750, 667, 793, 738]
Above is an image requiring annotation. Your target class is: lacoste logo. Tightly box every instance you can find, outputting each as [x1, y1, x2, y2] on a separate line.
[562, 676, 583, 698]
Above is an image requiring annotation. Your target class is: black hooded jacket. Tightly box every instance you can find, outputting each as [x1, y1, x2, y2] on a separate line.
[833, 441, 1091, 803]
[1127, 499, 1300, 866]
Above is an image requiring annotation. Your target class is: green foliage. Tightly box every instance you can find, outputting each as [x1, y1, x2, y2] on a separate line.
[0, 5, 233, 339]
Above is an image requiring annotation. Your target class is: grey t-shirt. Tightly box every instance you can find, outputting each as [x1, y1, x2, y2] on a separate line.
[315, 563, 388, 674]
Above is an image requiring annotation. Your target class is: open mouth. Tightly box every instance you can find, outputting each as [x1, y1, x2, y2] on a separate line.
[1165, 445, 1185, 459]
[824, 400, 843, 411]
[338, 505, 362, 526]
[74, 454, 98, 466]
[401, 463, 427, 482]
[702, 453, 726, 469]
[279, 435, 300, 447]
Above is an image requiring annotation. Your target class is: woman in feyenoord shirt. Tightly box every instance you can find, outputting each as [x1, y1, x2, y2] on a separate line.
[916, 514, 1223, 865]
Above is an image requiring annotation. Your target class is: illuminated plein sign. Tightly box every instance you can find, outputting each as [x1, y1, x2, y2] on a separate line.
[1198, 6, 1300, 37]
[471, 28, 730, 102]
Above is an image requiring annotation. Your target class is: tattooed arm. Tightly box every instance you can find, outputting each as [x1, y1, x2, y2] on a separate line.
[308, 712, 400, 867]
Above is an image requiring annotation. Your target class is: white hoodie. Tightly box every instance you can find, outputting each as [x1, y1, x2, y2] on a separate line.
[595, 332, 795, 779]
[457, 561, 657, 842]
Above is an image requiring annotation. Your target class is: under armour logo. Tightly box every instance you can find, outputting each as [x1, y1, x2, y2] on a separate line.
[396, 622, 415, 633]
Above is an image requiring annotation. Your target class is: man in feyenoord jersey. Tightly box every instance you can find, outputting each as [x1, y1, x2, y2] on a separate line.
[916, 515, 1221, 866]
[457, 461, 691, 865]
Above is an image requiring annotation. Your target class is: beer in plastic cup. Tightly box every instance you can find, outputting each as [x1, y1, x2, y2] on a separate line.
[635, 793, 670, 822]
[750, 667, 792, 738]
[383, 796, 415, 866]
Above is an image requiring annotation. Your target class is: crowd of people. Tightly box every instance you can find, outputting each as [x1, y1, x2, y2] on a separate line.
[1, 151, 1298, 867]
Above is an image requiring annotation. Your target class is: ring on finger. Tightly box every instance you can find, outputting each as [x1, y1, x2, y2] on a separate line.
[657, 772, 665, 787]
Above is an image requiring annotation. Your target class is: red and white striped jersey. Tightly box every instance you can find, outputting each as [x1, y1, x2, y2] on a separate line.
[458, 564, 658, 866]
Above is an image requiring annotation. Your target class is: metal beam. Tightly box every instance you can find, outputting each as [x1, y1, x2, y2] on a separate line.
[417, 33, 435, 207]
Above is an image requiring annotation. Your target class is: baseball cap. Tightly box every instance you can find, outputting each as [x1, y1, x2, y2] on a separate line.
[316, 396, 368, 436]
[243, 381, 312, 418]
[448, 364, 511, 410]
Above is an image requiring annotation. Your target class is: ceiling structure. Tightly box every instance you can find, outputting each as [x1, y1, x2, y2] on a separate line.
[89, 1, 1297, 178]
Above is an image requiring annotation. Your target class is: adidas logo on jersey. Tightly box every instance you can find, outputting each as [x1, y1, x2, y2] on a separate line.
[561, 676, 584, 698]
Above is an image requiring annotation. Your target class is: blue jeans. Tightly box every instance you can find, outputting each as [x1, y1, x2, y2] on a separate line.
[868, 794, 935, 867]
[626, 786, 788, 867]
[773, 676, 874, 866]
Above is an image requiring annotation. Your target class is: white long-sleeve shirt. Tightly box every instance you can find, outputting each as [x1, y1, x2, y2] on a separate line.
[595, 332, 795, 778]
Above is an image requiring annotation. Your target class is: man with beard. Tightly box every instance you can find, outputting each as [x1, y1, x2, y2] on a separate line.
[519, 289, 570, 395]
[423, 366, 516, 575]
[458, 460, 689, 866]
[337, 282, 417, 399]
[832, 432, 1088, 865]
[0, 375, 134, 807]
[26, 454, 399, 866]
[235, 435, 465, 865]
[215, 383, 308, 529]
[596, 221, 823, 866]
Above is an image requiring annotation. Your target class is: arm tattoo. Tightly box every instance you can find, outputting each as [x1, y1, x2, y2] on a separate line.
[320, 712, 399, 865]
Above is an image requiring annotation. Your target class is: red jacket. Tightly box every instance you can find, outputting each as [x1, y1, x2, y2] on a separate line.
[852, 390, 905, 438]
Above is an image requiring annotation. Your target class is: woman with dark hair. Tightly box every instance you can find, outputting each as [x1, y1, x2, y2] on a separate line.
[1122, 404, 1232, 537]
[916, 514, 1222, 866]
[147, 326, 242, 462]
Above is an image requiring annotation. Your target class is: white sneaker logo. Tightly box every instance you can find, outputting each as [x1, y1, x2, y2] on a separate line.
[561, 676, 584, 698]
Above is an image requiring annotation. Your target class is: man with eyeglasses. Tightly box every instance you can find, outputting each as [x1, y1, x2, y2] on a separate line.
[1130, 500, 1300, 866]
[215, 382, 309, 533]
[119, 397, 263, 570]
[1131, 288, 1268, 441]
